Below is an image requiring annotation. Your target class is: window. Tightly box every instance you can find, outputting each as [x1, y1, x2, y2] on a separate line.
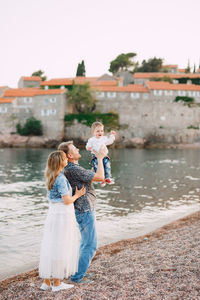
[97, 92, 104, 98]
[153, 90, 162, 96]
[50, 109, 56, 115]
[188, 91, 196, 97]
[178, 90, 186, 96]
[143, 93, 149, 99]
[24, 97, 32, 103]
[44, 98, 49, 104]
[41, 109, 56, 116]
[120, 93, 126, 99]
[131, 92, 139, 99]
[0, 107, 8, 113]
[41, 109, 49, 116]
[107, 92, 116, 98]
[50, 98, 56, 103]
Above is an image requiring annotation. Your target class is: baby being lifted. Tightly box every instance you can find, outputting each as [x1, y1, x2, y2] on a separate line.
[86, 121, 116, 187]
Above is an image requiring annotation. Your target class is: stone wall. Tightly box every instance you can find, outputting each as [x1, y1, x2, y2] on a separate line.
[63, 94, 200, 148]
[96, 95, 200, 139]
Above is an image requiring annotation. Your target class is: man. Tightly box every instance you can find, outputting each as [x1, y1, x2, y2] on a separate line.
[58, 141, 106, 283]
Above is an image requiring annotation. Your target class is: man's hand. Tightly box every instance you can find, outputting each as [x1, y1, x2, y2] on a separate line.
[94, 145, 108, 159]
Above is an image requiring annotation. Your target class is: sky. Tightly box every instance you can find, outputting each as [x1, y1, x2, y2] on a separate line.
[0, 0, 200, 87]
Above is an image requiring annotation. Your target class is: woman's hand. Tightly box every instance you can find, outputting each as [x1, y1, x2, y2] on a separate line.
[75, 186, 86, 198]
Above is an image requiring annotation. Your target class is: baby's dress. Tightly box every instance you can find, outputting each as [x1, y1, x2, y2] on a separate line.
[39, 173, 80, 279]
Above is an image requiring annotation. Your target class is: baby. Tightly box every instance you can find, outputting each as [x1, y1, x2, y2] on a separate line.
[86, 121, 116, 187]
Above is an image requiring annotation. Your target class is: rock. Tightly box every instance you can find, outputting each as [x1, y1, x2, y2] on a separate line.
[27, 136, 46, 148]
[0, 134, 28, 147]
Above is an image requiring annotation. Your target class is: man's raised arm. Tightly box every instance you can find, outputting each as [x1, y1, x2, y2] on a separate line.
[92, 145, 107, 182]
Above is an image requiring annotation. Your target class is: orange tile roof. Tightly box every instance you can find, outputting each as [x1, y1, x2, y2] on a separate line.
[22, 76, 42, 81]
[146, 81, 200, 91]
[92, 84, 149, 93]
[4, 88, 65, 97]
[40, 78, 73, 86]
[73, 77, 98, 84]
[162, 65, 178, 68]
[0, 98, 16, 103]
[4, 88, 39, 97]
[40, 77, 119, 86]
[178, 69, 186, 73]
[134, 72, 200, 79]
[34, 89, 66, 95]
[91, 80, 118, 87]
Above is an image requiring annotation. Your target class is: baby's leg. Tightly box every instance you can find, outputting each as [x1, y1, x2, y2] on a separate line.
[103, 157, 111, 179]
[92, 157, 98, 173]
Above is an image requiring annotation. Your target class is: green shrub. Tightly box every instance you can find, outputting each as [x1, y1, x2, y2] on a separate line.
[174, 96, 194, 103]
[64, 112, 119, 130]
[187, 125, 199, 130]
[150, 76, 173, 83]
[17, 117, 43, 136]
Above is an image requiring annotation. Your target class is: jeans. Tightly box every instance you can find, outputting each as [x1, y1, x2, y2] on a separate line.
[92, 156, 111, 179]
[70, 209, 97, 282]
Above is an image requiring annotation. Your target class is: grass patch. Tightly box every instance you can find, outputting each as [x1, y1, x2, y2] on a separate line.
[64, 112, 119, 130]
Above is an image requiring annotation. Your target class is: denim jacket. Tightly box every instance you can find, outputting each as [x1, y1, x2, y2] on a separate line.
[47, 172, 71, 202]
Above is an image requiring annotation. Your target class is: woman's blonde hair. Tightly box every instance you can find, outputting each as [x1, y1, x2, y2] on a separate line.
[45, 150, 66, 190]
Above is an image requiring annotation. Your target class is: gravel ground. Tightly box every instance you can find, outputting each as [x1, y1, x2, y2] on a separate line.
[0, 211, 199, 300]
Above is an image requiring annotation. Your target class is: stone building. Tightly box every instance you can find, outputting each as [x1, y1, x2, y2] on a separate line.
[18, 76, 42, 88]
[1, 74, 200, 144]
[1, 88, 70, 139]
[133, 72, 200, 85]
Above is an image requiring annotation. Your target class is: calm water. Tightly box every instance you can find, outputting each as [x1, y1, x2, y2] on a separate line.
[0, 148, 200, 280]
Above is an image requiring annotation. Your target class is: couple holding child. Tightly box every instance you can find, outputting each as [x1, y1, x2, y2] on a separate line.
[39, 122, 116, 292]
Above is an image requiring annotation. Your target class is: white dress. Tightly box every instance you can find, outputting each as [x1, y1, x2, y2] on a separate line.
[39, 173, 80, 279]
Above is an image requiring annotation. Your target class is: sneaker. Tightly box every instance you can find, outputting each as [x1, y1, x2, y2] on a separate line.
[40, 282, 51, 291]
[105, 178, 115, 185]
[84, 272, 95, 279]
[52, 282, 74, 292]
[100, 180, 106, 187]
[78, 277, 93, 284]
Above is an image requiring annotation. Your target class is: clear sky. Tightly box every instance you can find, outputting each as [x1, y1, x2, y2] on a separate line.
[0, 0, 200, 87]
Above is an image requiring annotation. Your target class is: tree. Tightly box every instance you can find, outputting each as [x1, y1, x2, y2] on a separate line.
[185, 59, 191, 73]
[109, 53, 137, 74]
[67, 83, 97, 113]
[31, 70, 47, 81]
[17, 117, 43, 136]
[136, 57, 163, 72]
[193, 64, 196, 73]
[76, 60, 86, 76]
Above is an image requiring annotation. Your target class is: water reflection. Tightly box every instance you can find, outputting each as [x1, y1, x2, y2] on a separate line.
[0, 148, 199, 279]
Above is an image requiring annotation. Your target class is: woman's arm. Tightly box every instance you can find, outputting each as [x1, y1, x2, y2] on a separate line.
[62, 186, 86, 205]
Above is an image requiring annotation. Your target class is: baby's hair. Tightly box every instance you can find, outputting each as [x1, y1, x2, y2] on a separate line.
[91, 121, 104, 134]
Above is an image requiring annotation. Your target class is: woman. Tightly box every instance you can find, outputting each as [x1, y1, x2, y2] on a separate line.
[39, 150, 85, 292]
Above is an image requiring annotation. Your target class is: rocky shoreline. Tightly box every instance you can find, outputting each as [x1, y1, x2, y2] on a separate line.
[1, 133, 200, 150]
[0, 211, 199, 300]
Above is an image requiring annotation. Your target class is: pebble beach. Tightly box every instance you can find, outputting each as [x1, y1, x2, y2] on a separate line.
[0, 211, 199, 300]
